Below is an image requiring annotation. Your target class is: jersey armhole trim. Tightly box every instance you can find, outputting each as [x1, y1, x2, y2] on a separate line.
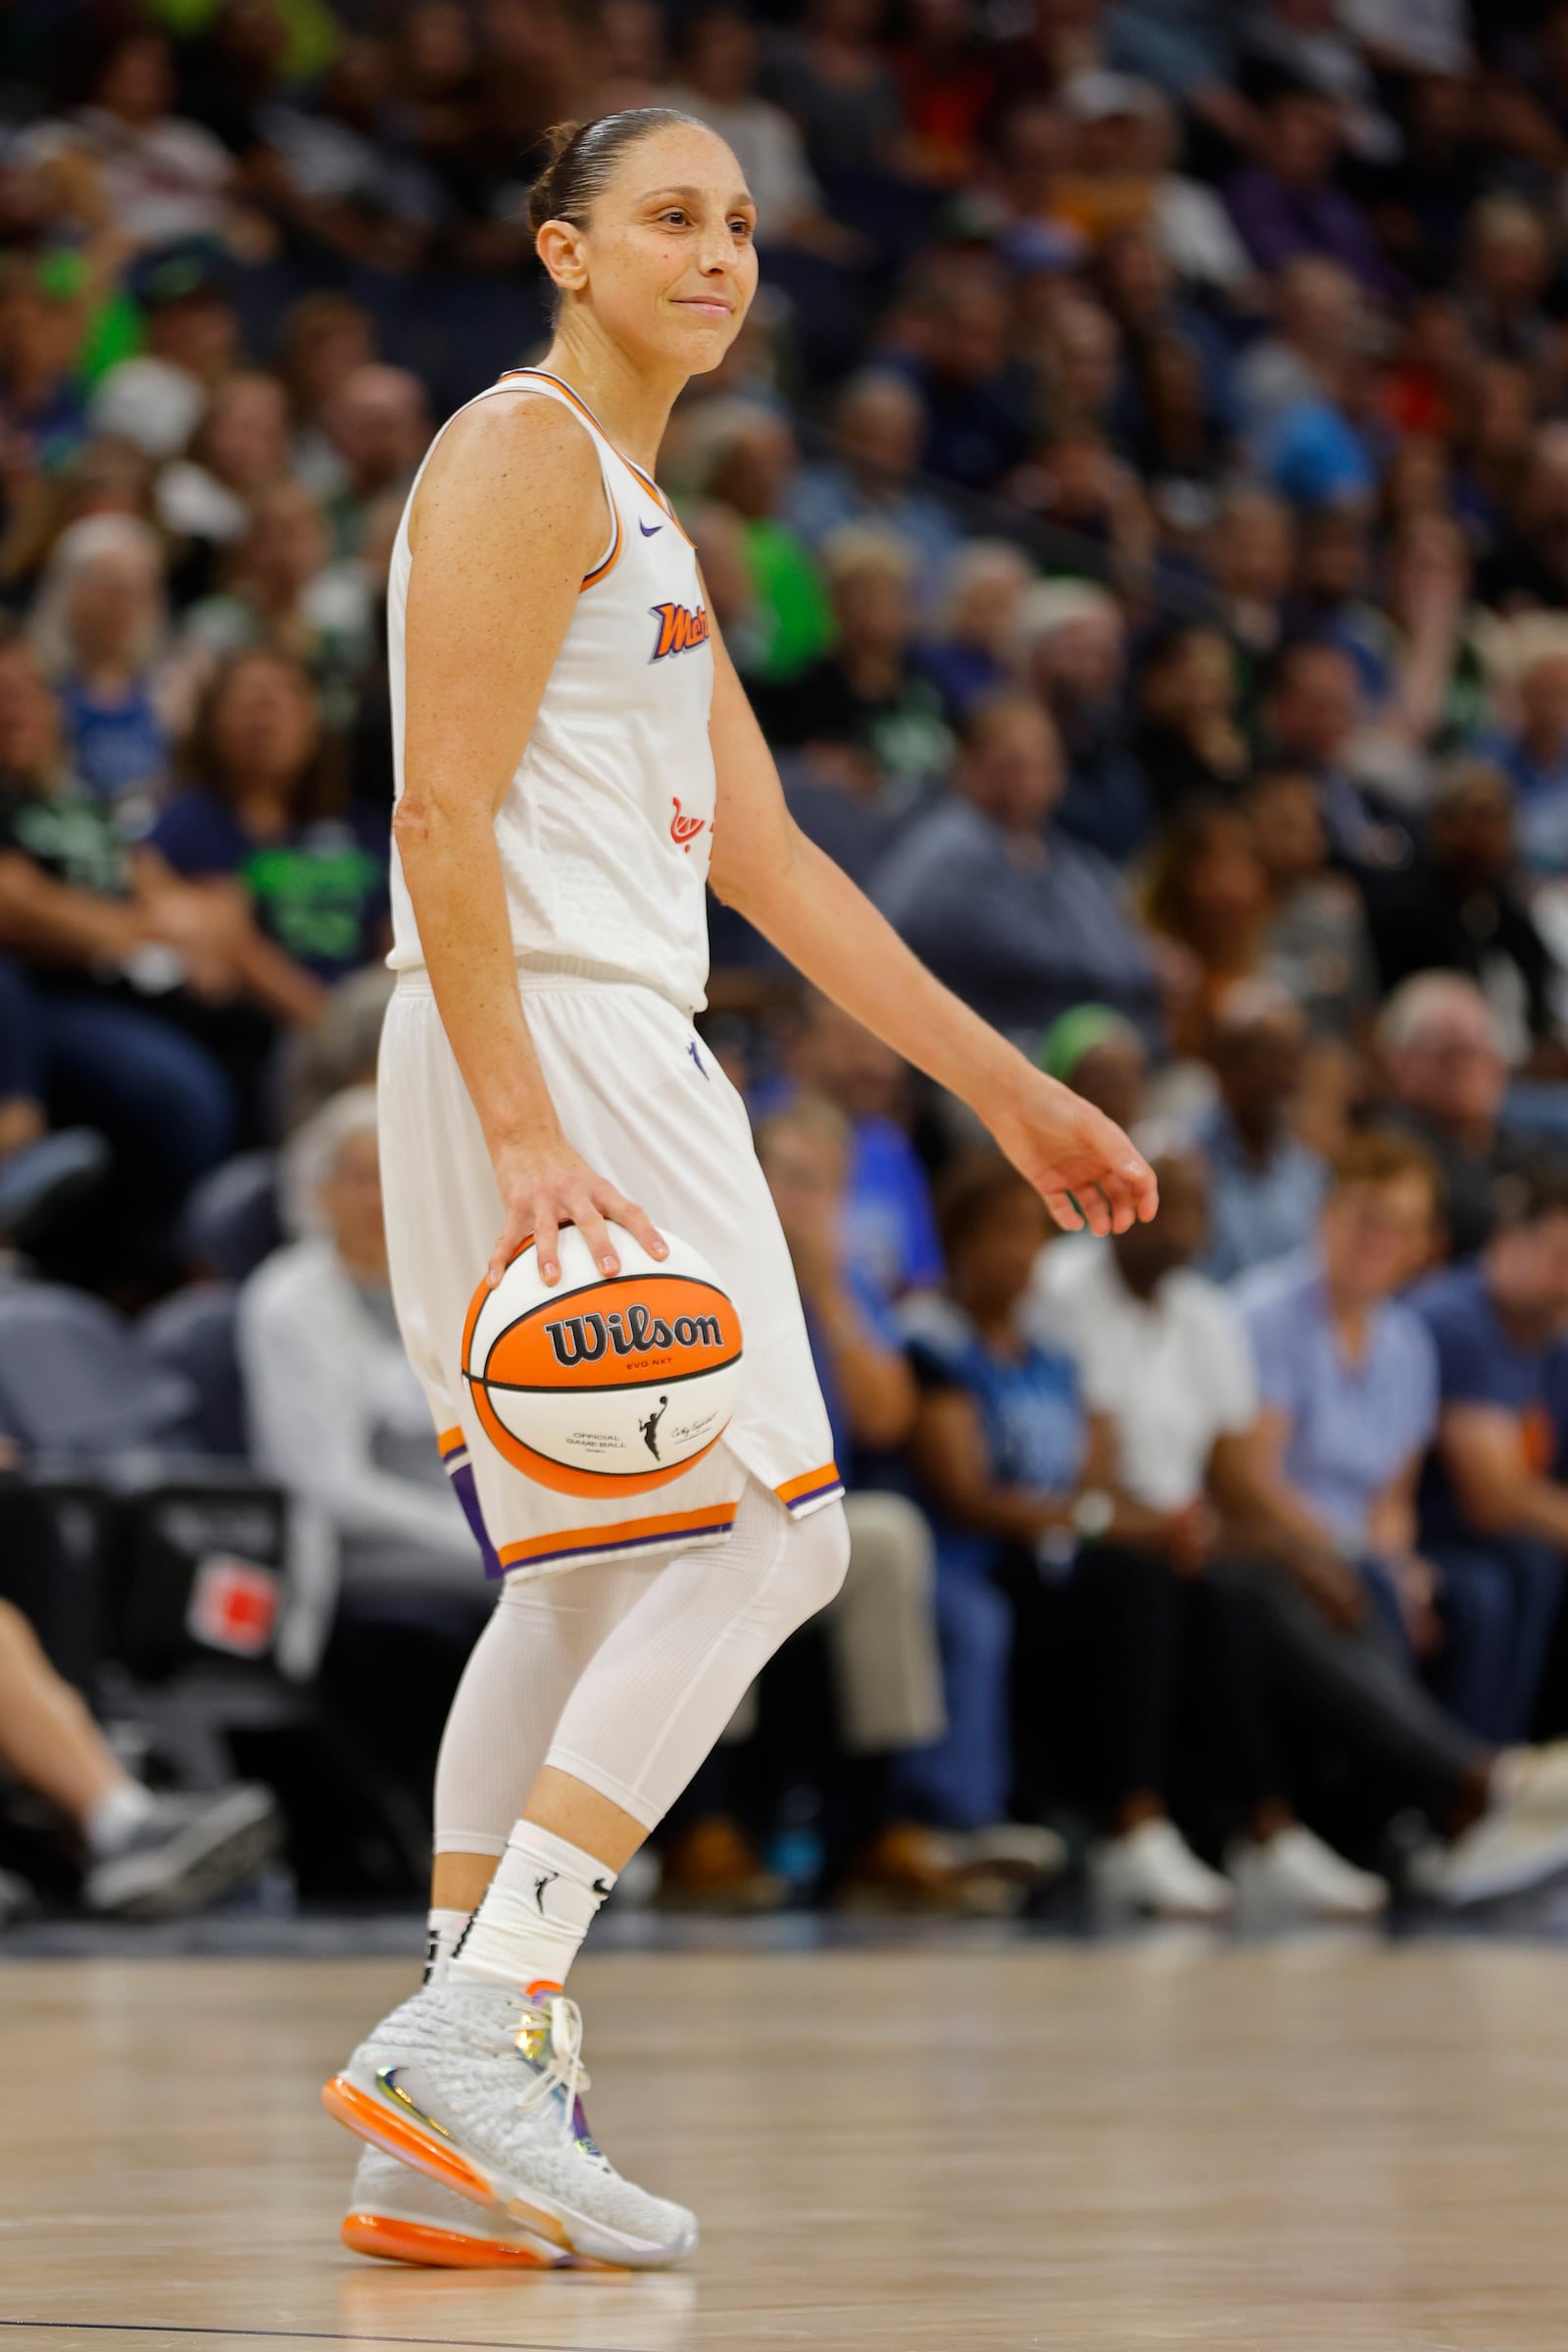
[581, 485, 622, 590]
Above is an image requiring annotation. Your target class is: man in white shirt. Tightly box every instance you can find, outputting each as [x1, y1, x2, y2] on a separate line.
[1031, 1144, 1568, 1907]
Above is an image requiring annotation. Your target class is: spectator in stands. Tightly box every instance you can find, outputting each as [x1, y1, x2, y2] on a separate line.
[1234, 256, 1365, 440]
[1361, 763, 1558, 1056]
[754, 1099, 971, 1907]
[1377, 974, 1523, 1261]
[1143, 801, 1272, 1050]
[1233, 1132, 1443, 1658]
[315, 366, 431, 560]
[761, 0, 910, 185]
[18, 29, 238, 257]
[0, 628, 241, 1211]
[686, 401, 834, 684]
[86, 241, 240, 465]
[1206, 483, 1295, 682]
[144, 649, 388, 1015]
[884, 267, 1035, 494]
[30, 514, 172, 811]
[1066, 1144, 1568, 1904]
[1012, 578, 1152, 866]
[1480, 619, 1568, 881]
[662, 3, 842, 255]
[897, 1152, 1114, 1845]
[754, 524, 953, 804]
[1263, 636, 1404, 870]
[174, 482, 376, 710]
[1128, 625, 1250, 818]
[1225, 74, 1396, 298]
[238, 1087, 492, 1620]
[157, 372, 293, 601]
[785, 370, 959, 603]
[1037, 1004, 1149, 1138]
[917, 541, 1035, 726]
[873, 691, 1161, 1050]
[0, 1541, 276, 1925]
[1033, 1144, 1389, 1920]
[1476, 421, 1568, 613]
[1248, 764, 1378, 1045]
[1192, 980, 1327, 1284]
[277, 296, 378, 503]
[764, 991, 942, 1302]
[1410, 1164, 1568, 1743]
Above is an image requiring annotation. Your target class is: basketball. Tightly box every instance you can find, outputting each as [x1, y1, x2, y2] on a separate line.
[462, 1222, 744, 1497]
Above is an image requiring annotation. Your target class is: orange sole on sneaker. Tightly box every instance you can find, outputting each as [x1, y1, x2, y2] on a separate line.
[341, 2213, 562, 2270]
[322, 2072, 602, 2259]
[321, 2074, 498, 2210]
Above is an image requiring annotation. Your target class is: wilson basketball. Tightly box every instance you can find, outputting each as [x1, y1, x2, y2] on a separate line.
[462, 1223, 744, 1497]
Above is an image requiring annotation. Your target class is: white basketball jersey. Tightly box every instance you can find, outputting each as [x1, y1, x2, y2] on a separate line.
[386, 368, 716, 1013]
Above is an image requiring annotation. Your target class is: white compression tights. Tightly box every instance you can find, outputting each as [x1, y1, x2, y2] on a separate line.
[433, 1479, 851, 1846]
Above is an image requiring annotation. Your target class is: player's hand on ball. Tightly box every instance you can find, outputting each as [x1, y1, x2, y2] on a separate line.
[488, 1133, 668, 1288]
[985, 1071, 1158, 1237]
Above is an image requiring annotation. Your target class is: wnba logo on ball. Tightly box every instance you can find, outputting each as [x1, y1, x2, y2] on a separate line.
[545, 1301, 725, 1366]
[463, 1228, 745, 1497]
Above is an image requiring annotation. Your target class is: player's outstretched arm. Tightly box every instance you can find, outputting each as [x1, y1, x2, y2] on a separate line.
[705, 616, 1156, 1237]
[400, 395, 666, 1285]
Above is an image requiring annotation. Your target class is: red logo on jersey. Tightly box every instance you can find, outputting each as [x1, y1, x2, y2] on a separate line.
[670, 797, 707, 854]
[651, 600, 710, 662]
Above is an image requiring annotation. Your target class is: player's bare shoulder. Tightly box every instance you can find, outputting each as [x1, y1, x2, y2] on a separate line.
[410, 390, 606, 583]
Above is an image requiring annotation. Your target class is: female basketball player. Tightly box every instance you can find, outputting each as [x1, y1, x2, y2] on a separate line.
[324, 108, 1157, 2273]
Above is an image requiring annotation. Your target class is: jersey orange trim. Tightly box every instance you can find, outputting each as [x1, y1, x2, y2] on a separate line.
[775, 1462, 844, 1511]
[497, 1502, 737, 1573]
[498, 366, 697, 550]
[437, 1425, 466, 1458]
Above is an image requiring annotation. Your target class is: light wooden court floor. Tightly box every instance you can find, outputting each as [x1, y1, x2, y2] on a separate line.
[3, 1940, 1568, 2351]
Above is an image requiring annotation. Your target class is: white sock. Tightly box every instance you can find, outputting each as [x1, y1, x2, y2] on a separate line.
[448, 1823, 615, 1994]
[84, 1780, 156, 1860]
[422, 1906, 471, 1987]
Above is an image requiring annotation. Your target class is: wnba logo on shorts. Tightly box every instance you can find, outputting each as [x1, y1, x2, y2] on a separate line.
[545, 1301, 725, 1367]
[650, 600, 710, 661]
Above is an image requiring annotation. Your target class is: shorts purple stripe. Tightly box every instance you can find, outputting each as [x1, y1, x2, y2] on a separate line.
[444, 1456, 501, 1578]
[488, 1516, 737, 1579]
[784, 1478, 845, 1512]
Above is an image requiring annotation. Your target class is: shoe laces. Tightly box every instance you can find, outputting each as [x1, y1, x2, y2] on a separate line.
[513, 1992, 592, 2143]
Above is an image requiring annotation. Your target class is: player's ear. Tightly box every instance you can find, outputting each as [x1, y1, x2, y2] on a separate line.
[536, 220, 588, 299]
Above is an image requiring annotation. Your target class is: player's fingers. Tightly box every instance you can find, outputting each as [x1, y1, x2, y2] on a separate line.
[1077, 1185, 1113, 1239]
[1043, 1187, 1084, 1233]
[487, 1196, 532, 1289]
[573, 1197, 619, 1276]
[597, 1183, 667, 1262]
[534, 1203, 562, 1286]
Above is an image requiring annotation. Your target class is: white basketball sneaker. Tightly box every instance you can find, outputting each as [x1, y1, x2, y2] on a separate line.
[322, 1980, 699, 2270]
[342, 2145, 577, 2270]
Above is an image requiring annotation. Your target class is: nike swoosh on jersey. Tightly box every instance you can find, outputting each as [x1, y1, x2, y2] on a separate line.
[638, 516, 662, 536]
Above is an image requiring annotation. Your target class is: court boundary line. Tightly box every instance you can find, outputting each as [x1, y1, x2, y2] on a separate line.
[0, 2321, 635, 2352]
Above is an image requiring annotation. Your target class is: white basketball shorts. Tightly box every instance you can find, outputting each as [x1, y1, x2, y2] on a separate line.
[377, 970, 843, 1581]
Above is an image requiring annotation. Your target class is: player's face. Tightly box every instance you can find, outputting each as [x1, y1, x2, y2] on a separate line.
[577, 124, 758, 373]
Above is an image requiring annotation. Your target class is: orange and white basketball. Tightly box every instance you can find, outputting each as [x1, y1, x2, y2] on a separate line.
[462, 1223, 743, 1497]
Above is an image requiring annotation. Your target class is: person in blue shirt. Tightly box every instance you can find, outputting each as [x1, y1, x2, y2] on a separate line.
[1193, 980, 1327, 1284]
[1234, 1130, 1443, 1654]
[1410, 1164, 1568, 1743]
[144, 648, 389, 1012]
[757, 988, 944, 1303]
[898, 1152, 1095, 1837]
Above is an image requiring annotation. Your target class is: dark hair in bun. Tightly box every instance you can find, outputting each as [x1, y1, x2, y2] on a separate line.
[526, 109, 705, 243]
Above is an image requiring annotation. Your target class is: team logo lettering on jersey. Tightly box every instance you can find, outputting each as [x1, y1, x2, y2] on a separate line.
[650, 600, 710, 662]
[670, 796, 707, 854]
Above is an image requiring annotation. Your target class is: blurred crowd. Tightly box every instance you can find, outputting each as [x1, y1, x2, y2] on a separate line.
[18, 0, 1568, 1926]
